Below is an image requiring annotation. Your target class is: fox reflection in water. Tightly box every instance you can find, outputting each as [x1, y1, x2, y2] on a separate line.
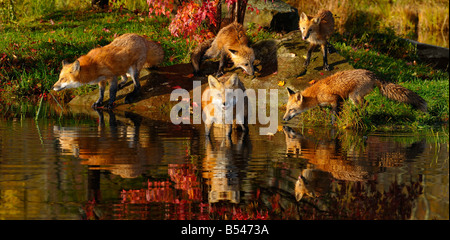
[282, 126, 426, 201]
[54, 110, 164, 178]
[202, 128, 251, 204]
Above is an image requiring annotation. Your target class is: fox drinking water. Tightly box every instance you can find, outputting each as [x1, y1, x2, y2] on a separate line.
[53, 33, 164, 109]
[283, 69, 427, 122]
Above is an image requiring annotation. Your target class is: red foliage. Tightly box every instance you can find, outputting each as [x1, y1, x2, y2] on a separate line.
[147, 0, 261, 42]
[168, 1, 217, 42]
[146, 0, 175, 16]
[120, 164, 202, 205]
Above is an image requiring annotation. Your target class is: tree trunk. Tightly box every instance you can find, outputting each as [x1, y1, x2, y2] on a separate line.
[219, 0, 247, 27]
[234, 0, 247, 24]
[214, 0, 223, 33]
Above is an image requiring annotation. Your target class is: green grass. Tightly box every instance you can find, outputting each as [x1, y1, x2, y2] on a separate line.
[294, 30, 449, 131]
[334, 31, 448, 130]
[0, 9, 191, 102]
[1, 8, 448, 130]
[0, 8, 275, 103]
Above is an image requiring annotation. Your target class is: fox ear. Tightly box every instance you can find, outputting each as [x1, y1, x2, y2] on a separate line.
[300, 12, 308, 21]
[227, 73, 239, 87]
[312, 17, 321, 24]
[72, 60, 81, 73]
[229, 49, 238, 55]
[62, 60, 70, 67]
[297, 93, 303, 102]
[208, 75, 221, 89]
[287, 87, 296, 96]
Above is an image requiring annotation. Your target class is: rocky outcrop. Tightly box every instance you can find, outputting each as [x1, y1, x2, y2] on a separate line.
[244, 0, 299, 32]
[404, 38, 449, 70]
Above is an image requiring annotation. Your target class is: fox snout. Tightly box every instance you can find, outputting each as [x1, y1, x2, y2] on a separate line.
[244, 65, 254, 76]
[302, 32, 310, 41]
[283, 109, 302, 121]
[52, 82, 64, 91]
[52, 78, 83, 92]
[222, 102, 229, 110]
[283, 113, 293, 121]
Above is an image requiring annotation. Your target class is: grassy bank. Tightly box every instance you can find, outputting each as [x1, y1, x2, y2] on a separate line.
[0, 8, 191, 102]
[296, 28, 448, 131]
[0, 8, 448, 130]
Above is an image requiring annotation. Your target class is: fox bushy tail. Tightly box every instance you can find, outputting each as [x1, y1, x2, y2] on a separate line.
[376, 80, 427, 112]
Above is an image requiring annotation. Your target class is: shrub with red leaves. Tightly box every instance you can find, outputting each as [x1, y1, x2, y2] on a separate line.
[146, 0, 253, 42]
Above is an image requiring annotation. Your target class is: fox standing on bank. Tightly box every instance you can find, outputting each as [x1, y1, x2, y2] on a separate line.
[283, 69, 427, 122]
[53, 33, 164, 109]
[299, 9, 335, 71]
[202, 73, 249, 136]
[191, 22, 255, 77]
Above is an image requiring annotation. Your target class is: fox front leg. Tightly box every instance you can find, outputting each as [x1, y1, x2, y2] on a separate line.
[330, 96, 343, 125]
[92, 81, 107, 109]
[321, 43, 330, 71]
[125, 68, 141, 104]
[105, 76, 118, 109]
[215, 51, 226, 77]
[304, 44, 317, 67]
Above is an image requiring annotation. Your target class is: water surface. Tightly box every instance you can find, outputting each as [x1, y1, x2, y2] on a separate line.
[0, 109, 448, 220]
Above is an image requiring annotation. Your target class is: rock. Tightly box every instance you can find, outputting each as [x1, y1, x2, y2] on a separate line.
[239, 30, 353, 102]
[68, 31, 353, 121]
[244, 0, 299, 32]
[403, 38, 449, 70]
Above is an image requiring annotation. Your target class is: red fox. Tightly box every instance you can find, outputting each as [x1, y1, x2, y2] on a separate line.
[202, 73, 249, 136]
[191, 22, 255, 77]
[112, 33, 164, 89]
[283, 69, 427, 121]
[299, 9, 335, 71]
[52, 33, 164, 109]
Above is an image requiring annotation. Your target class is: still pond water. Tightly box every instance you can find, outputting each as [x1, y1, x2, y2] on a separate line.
[0, 108, 448, 220]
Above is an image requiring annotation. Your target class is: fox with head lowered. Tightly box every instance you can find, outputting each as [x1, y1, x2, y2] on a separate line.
[191, 22, 255, 77]
[283, 69, 427, 122]
[53, 33, 164, 109]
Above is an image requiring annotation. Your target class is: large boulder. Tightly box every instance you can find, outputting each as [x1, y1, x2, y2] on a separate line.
[404, 38, 449, 70]
[244, 0, 299, 32]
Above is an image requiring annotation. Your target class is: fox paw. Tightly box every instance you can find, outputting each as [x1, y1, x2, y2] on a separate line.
[91, 102, 103, 109]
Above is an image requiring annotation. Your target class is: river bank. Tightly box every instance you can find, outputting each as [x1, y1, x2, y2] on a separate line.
[0, 9, 448, 131]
